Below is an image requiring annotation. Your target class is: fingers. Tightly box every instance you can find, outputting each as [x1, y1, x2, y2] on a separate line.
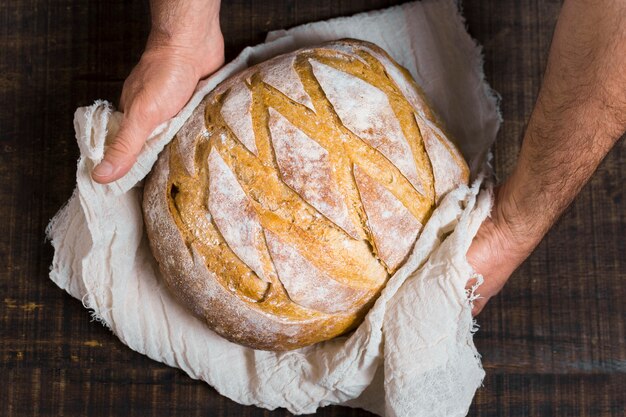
[471, 297, 489, 316]
[91, 110, 155, 184]
[91, 34, 225, 184]
[465, 215, 506, 317]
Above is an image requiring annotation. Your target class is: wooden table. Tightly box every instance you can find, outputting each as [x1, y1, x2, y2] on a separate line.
[1, 1, 624, 415]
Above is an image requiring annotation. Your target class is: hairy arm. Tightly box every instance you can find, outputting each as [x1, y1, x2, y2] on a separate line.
[148, 0, 222, 53]
[468, 0, 626, 314]
[92, 0, 223, 183]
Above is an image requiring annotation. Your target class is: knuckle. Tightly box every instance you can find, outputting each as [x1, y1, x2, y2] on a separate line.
[127, 91, 163, 127]
[107, 134, 139, 162]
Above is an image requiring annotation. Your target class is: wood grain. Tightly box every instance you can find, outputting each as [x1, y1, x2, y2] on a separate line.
[1, 0, 624, 416]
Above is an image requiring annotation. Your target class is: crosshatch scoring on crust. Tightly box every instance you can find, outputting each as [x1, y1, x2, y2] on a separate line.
[143, 39, 469, 350]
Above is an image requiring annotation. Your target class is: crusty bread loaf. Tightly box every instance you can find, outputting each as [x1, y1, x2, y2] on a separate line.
[142, 39, 469, 351]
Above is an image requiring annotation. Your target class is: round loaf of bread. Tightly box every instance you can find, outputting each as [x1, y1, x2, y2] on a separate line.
[143, 39, 469, 351]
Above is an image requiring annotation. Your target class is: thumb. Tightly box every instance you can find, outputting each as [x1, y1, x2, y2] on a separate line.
[91, 113, 154, 184]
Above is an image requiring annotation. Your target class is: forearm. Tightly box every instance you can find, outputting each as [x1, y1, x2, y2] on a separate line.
[496, 0, 626, 259]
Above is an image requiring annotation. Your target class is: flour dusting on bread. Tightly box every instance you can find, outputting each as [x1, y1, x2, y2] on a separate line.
[358, 44, 469, 199]
[221, 83, 258, 155]
[208, 148, 267, 281]
[268, 108, 359, 239]
[353, 164, 422, 271]
[142, 39, 469, 351]
[260, 55, 315, 110]
[264, 230, 364, 314]
[309, 59, 422, 194]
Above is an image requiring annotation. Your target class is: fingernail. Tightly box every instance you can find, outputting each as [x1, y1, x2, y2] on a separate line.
[93, 160, 115, 178]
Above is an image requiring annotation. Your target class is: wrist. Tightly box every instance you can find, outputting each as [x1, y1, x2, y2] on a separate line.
[148, 0, 221, 45]
[490, 177, 543, 261]
[146, 2, 224, 78]
[466, 185, 535, 297]
[144, 26, 224, 79]
[148, 16, 221, 50]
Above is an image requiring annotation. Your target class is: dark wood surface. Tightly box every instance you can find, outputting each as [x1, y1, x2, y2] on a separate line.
[1, 0, 624, 416]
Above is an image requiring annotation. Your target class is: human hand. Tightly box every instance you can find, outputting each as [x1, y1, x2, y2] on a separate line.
[92, 9, 224, 183]
[465, 184, 535, 316]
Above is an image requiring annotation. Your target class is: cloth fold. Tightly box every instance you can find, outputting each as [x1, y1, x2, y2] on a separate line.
[47, 1, 501, 415]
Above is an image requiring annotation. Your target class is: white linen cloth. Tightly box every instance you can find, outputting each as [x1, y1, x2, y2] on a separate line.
[47, 1, 501, 415]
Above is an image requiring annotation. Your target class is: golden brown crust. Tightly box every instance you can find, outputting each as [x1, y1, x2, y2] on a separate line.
[143, 39, 469, 351]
